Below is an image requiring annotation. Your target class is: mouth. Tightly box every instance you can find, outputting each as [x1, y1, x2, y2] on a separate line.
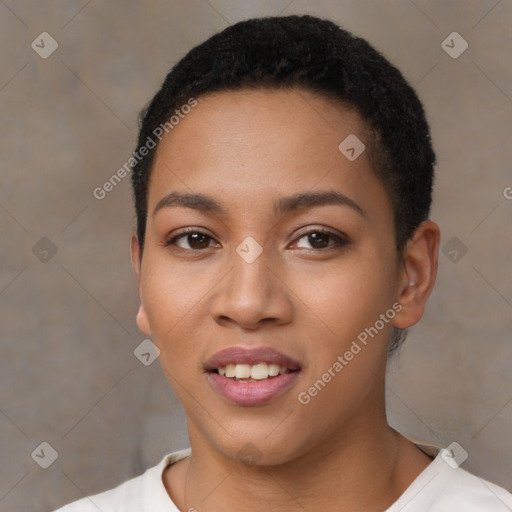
[213, 362, 298, 381]
[204, 347, 302, 406]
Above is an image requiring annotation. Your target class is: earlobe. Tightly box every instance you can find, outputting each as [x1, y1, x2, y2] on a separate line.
[392, 220, 440, 329]
[136, 304, 151, 336]
[131, 234, 151, 335]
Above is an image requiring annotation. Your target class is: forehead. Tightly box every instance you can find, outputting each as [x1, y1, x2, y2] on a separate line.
[147, 87, 389, 219]
[158, 87, 364, 155]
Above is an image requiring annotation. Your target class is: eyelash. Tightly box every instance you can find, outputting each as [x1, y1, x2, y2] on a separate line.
[163, 227, 349, 252]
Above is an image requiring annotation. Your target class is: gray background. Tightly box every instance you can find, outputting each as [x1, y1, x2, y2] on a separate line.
[0, 1, 511, 510]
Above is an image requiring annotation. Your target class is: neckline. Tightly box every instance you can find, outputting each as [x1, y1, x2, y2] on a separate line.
[158, 443, 442, 509]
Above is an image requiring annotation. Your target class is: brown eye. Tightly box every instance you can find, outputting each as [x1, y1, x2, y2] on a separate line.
[305, 232, 330, 249]
[165, 230, 216, 250]
[294, 229, 349, 250]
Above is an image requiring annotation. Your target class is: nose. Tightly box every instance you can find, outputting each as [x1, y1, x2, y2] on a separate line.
[209, 245, 294, 331]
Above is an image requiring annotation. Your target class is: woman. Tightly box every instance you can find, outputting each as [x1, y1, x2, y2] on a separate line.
[56, 14, 512, 511]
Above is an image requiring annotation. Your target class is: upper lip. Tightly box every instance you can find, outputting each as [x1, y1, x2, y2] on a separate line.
[204, 346, 301, 371]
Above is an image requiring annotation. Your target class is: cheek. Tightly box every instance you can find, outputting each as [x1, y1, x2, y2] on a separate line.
[288, 263, 391, 432]
[283, 248, 395, 391]
[286, 250, 394, 344]
[139, 253, 212, 354]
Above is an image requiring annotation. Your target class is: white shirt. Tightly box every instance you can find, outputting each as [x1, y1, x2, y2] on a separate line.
[54, 447, 512, 511]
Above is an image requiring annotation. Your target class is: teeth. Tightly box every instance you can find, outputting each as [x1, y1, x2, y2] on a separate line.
[251, 363, 269, 380]
[234, 364, 251, 379]
[216, 363, 293, 380]
[268, 364, 280, 377]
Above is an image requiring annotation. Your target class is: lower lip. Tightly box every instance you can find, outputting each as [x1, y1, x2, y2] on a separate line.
[207, 371, 300, 406]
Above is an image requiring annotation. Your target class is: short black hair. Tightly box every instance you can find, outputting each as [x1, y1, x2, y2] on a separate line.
[130, 14, 436, 352]
[131, 14, 434, 252]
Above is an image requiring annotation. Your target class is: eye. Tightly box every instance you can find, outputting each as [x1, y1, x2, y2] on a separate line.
[164, 228, 219, 250]
[163, 227, 348, 252]
[293, 228, 349, 250]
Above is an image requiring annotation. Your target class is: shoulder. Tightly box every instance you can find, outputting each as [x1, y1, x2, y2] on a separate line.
[53, 448, 191, 512]
[432, 464, 512, 510]
[53, 471, 145, 512]
[389, 446, 512, 511]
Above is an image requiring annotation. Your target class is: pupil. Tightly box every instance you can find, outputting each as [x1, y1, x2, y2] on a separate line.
[309, 233, 328, 248]
[190, 233, 209, 249]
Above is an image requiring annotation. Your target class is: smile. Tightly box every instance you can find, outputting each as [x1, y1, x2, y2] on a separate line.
[204, 347, 302, 406]
[216, 362, 294, 380]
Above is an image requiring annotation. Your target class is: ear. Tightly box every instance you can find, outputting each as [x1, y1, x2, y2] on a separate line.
[130, 234, 142, 286]
[392, 220, 440, 329]
[130, 234, 151, 336]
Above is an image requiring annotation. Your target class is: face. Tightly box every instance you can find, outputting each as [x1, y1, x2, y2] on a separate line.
[132, 88, 412, 465]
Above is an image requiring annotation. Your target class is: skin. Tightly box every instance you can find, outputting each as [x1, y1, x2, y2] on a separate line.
[131, 87, 440, 511]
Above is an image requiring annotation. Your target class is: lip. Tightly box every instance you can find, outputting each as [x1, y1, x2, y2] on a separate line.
[207, 371, 300, 406]
[204, 346, 302, 407]
[204, 346, 301, 371]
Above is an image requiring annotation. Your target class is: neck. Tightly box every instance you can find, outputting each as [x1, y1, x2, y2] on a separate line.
[165, 395, 431, 511]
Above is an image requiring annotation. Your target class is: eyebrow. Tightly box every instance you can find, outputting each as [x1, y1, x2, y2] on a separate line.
[153, 190, 366, 218]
